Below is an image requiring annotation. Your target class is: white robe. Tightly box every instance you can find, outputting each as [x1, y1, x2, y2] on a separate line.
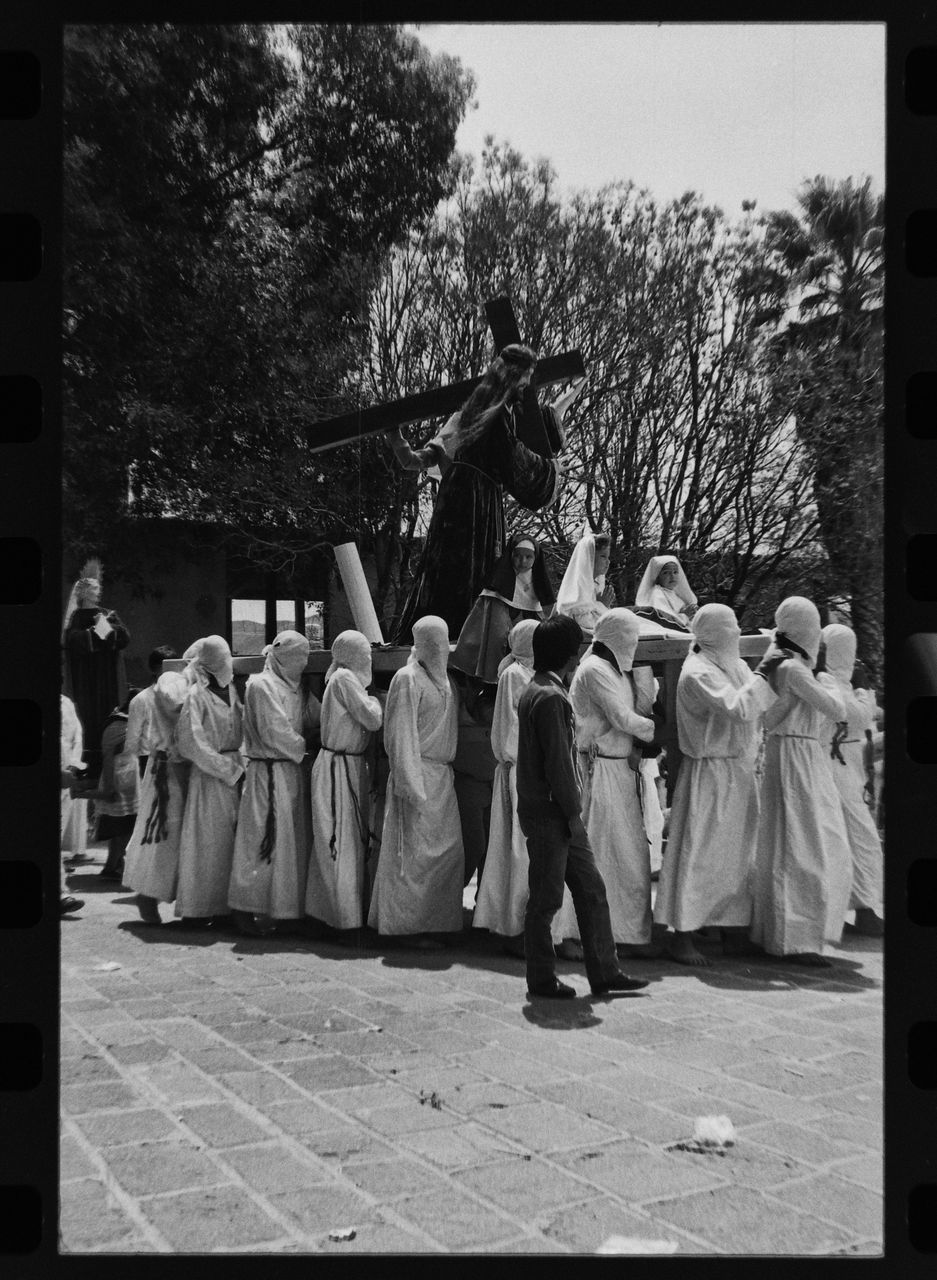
[368, 660, 464, 935]
[60, 695, 85, 889]
[472, 661, 572, 940]
[749, 660, 853, 955]
[125, 684, 155, 759]
[644, 585, 691, 624]
[124, 743, 190, 905]
[174, 683, 243, 918]
[567, 655, 656, 944]
[820, 682, 882, 914]
[654, 652, 774, 932]
[306, 668, 382, 928]
[228, 671, 307, 919]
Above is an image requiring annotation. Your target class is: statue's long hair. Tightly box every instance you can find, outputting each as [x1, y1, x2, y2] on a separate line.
[454, 343, 537, 452]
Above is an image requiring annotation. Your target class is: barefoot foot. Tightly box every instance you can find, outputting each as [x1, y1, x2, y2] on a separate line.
[668, 932, 711, 967]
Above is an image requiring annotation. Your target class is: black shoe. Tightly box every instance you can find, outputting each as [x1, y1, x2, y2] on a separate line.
[60, 896, 85, 916]
[527, 978, 576, 999]
[590, 971, 649, 996]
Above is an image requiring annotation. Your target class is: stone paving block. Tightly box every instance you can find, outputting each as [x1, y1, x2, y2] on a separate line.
[341, 1156, 453, 1201]
[594, 1012, 701, 1052]
[108, 1039, 175, 1066]
[394, 1184, 521, 1250]
[220, 1141, 330, 1193]
[562, 1139, 730, 1204]
[60, 1177, 142, 1252]
[140, 1185, 286, 1251]
[176, 1103, 273, 1149]
[817, 1083, 882, 1121]
[248, 1037, 326, 1063]
[486, 1234, 572, 1253]
[454, 1155, 600, 1217]
[740, 1119, 866, 1166]
[812, 1049, 880, 1083]
[476, 1100, 620, 1153]
[62, 1053, 123, 1084]
[315, 1081, 410, 1114]
[277, 1009, 371, 1035]
[650, 1036, 759, 1072]
[669, 1142, 814, 1191]
[300, 1126, 395, 1164]
[534, 1080, 694, 1145]
[811, 1110, 881, 1152]
[62, 1082, 143, 1115]
[648, 1184, 853, 1253]
[827, 1152, 883, 1193]
[108, 1140, 230, 1195]
[309, 1028, 418, 1058]
[137, 1060, 228, 1105]
[770, 1172, 883, 1239]
[539, 1195, 705, 1254]
[60, 1132, 100, 1181]
[398, 1120, 527, 1168]
[117, 998, 181, 1020]
[267, 1185, 381, 1235]
[357, 1100, 460, 1136]
[265, 1099, 353, 1137]
[153, 1019, 232, 1050]
[649, 1091, 768, 1131]
[220, 1069, 308, 1106]
[587, 1065, 696, 1105]
[721, 1056, 856, 1099]
[282, 1055, 378, 1093]
[315, 1218, 441, 1252]
[458, 1047, 575, 1088]
[185, 1045, 262, 1074]
[74, 1108, 182, 1147]
[391, 1062, 495, 1097]
[751, 1034, 846, 1061]
[444, 1080, 538, 1116]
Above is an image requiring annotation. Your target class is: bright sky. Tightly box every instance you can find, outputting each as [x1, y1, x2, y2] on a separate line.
[414, 22, 885, 216]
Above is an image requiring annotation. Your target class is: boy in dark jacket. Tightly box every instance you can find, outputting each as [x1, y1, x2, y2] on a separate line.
[516, 613, 650, 999]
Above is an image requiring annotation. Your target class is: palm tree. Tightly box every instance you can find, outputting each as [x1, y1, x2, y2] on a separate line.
[765, 176, 884, 683]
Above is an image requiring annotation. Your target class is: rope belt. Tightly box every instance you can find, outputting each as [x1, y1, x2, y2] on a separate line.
[246, 756, 296, 863]
[774, 733, 818, 740]
[578, 748, 651, 850]
[141, 750, 170, 846]
[321, 745, 369, 862]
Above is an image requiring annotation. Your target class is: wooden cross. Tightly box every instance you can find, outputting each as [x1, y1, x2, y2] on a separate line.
[304, 297, 585, 456]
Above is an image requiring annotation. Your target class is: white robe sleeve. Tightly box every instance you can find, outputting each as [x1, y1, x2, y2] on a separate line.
[682, 664, 776, 722]
[384, 671, 426, 804]
[335, 671, 383, 732]
[177, 689, 244, 786]
[583, 662, 655, 742]
[246, 679, 306, 763]
[491, 665, 524, 764]
[782, 661, 847, 722]
[124, 690, 149, 758]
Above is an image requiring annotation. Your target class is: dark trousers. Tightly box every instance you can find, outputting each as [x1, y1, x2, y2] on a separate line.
[521, 814, 619, 989]
[454, 772, 492, 889]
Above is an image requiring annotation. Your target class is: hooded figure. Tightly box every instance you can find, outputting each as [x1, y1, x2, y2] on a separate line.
[368, 617, 464, 943]
[653, 604, 778, 963]
[473, 619, 576, 947]
[228, 631, 310, 932]
[555, 526, 611, 636]
[306, 631, 383, 930]
[634, 555, 697, 629]
[62, 569, 130, 768]
[749, 598, 853, 962]
[565, 609, 659, 951]
[451, 533, 556, 686]
[819, 624, 883, 932]
[124, 671, 192, 923]
[174, 635, 244, 921]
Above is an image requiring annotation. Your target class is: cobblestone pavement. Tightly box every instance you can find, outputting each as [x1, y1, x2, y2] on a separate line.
[61, 846, 883, 1255]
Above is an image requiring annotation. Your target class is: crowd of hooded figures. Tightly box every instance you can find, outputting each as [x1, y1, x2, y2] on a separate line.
[61, 541, 883, 987]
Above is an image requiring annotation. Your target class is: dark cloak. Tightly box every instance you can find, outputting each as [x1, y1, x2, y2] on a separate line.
[64, 607, 130, 761]
[394, 404, 559, 643]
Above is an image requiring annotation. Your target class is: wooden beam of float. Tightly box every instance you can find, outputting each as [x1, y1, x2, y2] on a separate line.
[304, 350, 586, 455]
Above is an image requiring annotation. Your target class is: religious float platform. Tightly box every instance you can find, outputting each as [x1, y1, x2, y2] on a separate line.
[164, 633, 771, 794]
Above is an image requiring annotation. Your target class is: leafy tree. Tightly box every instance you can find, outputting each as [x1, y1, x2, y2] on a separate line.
[370, 144, 828, 631]
[63, 23, 474, 588]
[764, 176, 884, 677]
